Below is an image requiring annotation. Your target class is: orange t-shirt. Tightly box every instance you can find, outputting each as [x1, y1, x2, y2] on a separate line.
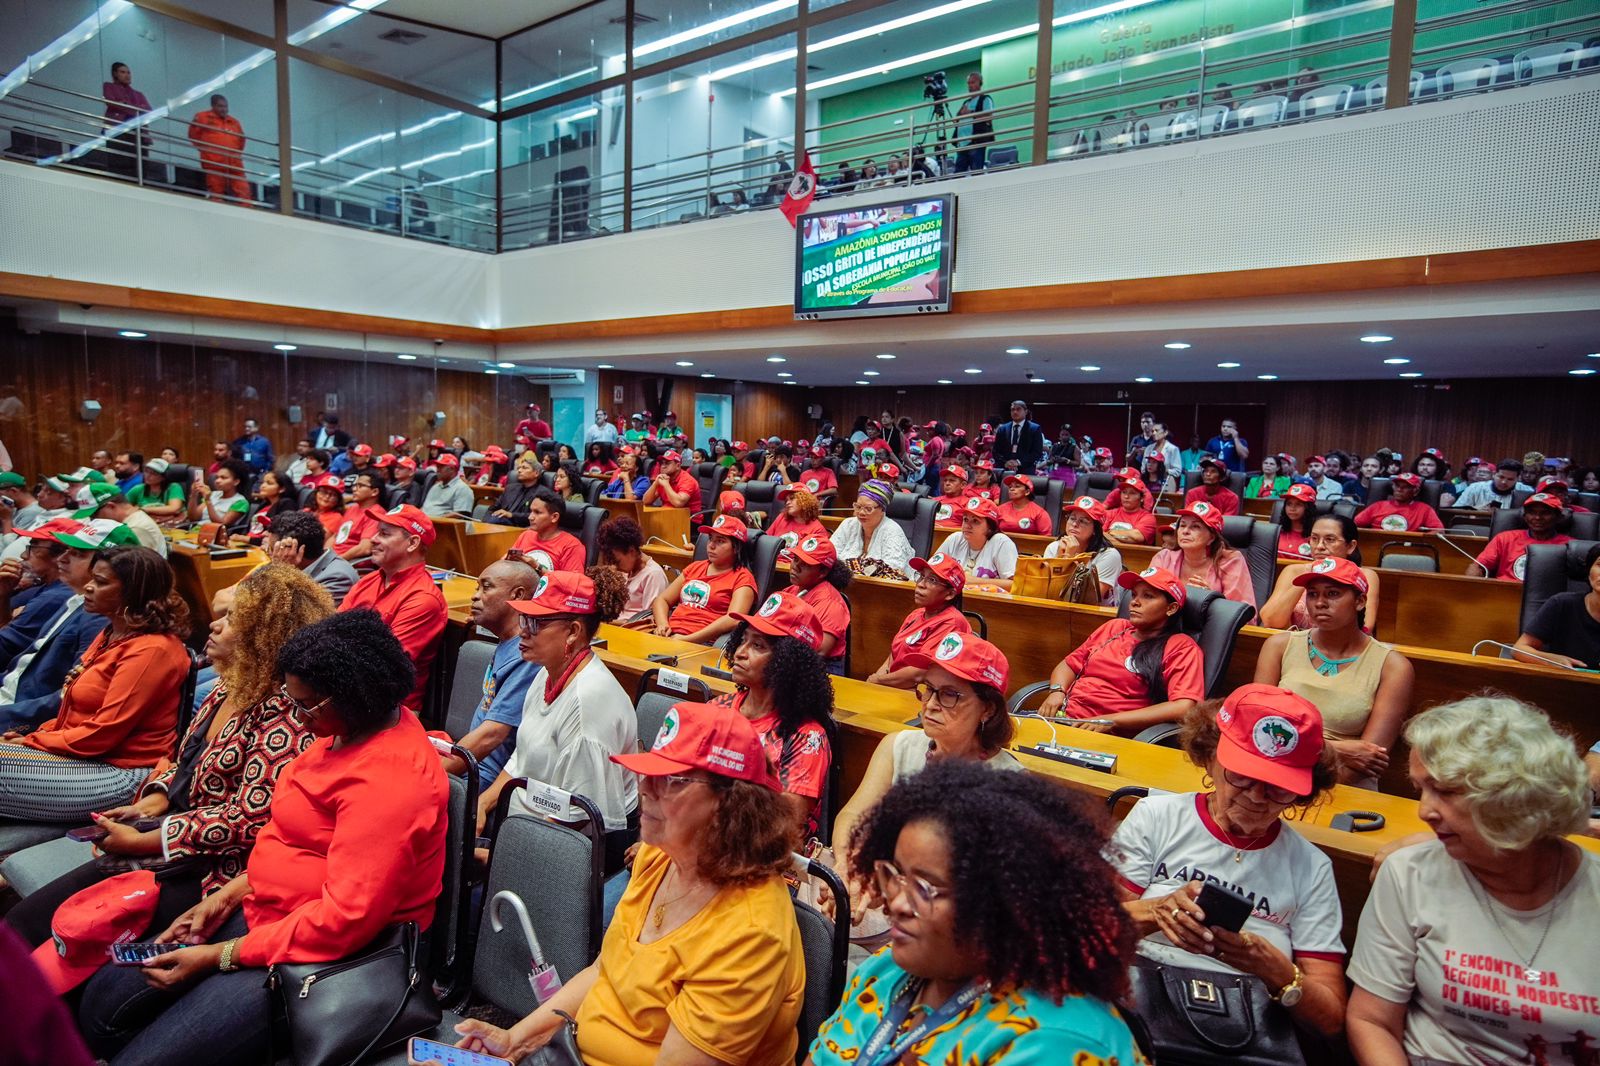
[670, 560, 756, 636]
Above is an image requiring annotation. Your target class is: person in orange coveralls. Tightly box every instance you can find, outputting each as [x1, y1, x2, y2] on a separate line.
[187, 94, 249, 204]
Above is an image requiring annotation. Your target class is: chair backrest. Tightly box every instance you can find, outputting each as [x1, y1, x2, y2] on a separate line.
[1488, 505, 1599, 541]
[1515, 41, 1581, 81]
[1268, 497, 1360, 525]
[175, 650, 203, 743]
[1298, 82, 1353, 117]
[1079, 471, 1116, 501]
[1520, 540, 1599, 631]
[556, 503, 608, 566]
[1235, 94, 1287, 127]
[382, 482, 408, 509]
[961, 609, 989, 640]
[1378, 550, 1439, 573]
[988, 144, 1020, 167]
[445, 639, 498, 741]
[1116, 586, 1250, 697]
[750, 532, 784, 602]
[1136, 116, 1173, 144]
[906, 496, 938, 559]
[432, 745, 480, 1004]
[791, 855, 849, 1059]
[734, 479, 782, 523]
[1197, 104, 1229, 134]
[1577, 492, 1600, 512]
[1437, 57, 1501, 94]
[634, 668, 712, 750]
[1023, 475, 1065, 534]
[1365, 477, 1447, 510]
[695, 462, 722, 511]
[475, 782, 604, 1014]
[1218, 516, 1280, 613]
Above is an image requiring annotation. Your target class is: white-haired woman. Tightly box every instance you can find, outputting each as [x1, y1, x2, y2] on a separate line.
[1347, 697, 1597, 1066]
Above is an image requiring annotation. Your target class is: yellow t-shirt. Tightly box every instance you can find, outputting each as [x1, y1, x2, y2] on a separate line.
[575, 844, 805, 1066]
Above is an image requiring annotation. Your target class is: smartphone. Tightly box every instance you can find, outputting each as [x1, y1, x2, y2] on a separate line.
[1195, 882, 1254, 934]
[406, 1036, 512, 1066]
[110, 942, 179, 966]
[66, 825, 109, 843]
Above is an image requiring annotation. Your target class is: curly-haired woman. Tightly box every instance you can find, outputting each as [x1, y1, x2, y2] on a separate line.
[767, 485, 828, 548]
[0, 545, 189, 821]
[808, 760, 1144, 1064]
[5, 563, 333, 949]
[453, 700, 806, 1065]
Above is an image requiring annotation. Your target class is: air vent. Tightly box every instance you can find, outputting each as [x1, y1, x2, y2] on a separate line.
[609, 11, 658, 25]
[378, 28, 426, 45]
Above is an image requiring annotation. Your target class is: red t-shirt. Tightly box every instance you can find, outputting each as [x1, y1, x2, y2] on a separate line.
[315, 509, 344, 543]
[510, 528, 588, 573]
[1476, 530, 1571, 581]
[236, 711, 447, 967]
[889, 606, 971, 669]
[583, 460, 617, 477]
[1278, 529, 1313, 560]
[1103, 506, 1158, 543]
[933, 494, 970, 528]
[713, 691, 830, 839]
[795, 581, 850, 659]
[996, 500, 1052, 535]
[647, 469, 703, 513]
[332, 504, 378, 553]
[670, 560, 757, 636]
[971, 483, 1002, 505]
[1354, 499, 1443, 532]
[1184, 485, 1241, 516]
[338, 562, 448, 714]
[766, 515, 828, 548]
[1061, 618, 1205, 719]
[797, 468, 838, 497]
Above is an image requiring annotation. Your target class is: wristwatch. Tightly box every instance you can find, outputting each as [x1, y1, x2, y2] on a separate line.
[1272, 964, 1304, 1007]
[1046, 683, 1065, 693]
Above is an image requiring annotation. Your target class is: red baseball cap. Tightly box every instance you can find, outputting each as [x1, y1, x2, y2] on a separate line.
[1198, 456, 1229, 473]
[1281, 483, 1317, 503]
[705, 513, 748, 542]
[877, 462, 901, 480]
[526, 403, 541, 411]
[789, 533, 837, 568]
[435, 453, 460, 469]
[1392, 472, 1422, 488]
[962, 495, 1001, 523]
[1215, 684, 1324, 795]
[365, 503, 437, 546]
[942, 465, 969, 482]
[776, 483, 809, 499]
[1522, 492, 1564, 512]
[1292, 556, 1369, 593]
[922, 420, 940, 430]
[732, 589, 823, 650]
[1421, 448, 1447, 463]
[975, 459, 996, 472]
[613, 701, 781, 791]
[389, 435, 409, 449]
[718, 490, 746, 511]
[660, 450, 682, 464]
[1002, 474, 1034, 493]
[483, 446, 509, 462]
[1117, 565, 1188, 607]
[902, 630, 1009, 690]
[1063, 496, 1105, 524]
[32, 871, 161, 994]
[664, 410, 676, 418]
[429, 439, 448, 449]
[373, 454, 396, 468]
[1176, 501, 1225, 534]
[1535, 476, 1569, 492]
[980, 423, 993, 433]
[1307, 454, 1326, 465]
[350, 443, 374, 458]
[314, 473, 344, 491]
[395, 456, 417, 471]
[1113, 466, 1143, 485]
[731, 440, 748, 451]
[507, 570, 597, 617]
[910, 552, 966, 593]
[1093, 446, 1113, 460]
[810, 446, 827, 459]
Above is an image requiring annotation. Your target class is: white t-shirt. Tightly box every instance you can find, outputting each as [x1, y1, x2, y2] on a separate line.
[1109, 792, 1346, 973]
[1041, 543, 1123, 605]
[890, 729, 1022, 782]
[832, 516, 915, 574]
[209, 490, 249, 516]
[505, 654, 639, 831]
[936, 530, 1019, 581]
[1349, 839, 1600, 1066]
[122, 508, 168, 556]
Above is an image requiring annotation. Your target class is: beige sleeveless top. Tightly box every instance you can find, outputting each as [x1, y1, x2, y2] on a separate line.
[1278, 629, 1391, 742]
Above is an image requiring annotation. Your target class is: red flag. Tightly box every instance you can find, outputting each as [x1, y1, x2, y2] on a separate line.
[779, 151, 817, 227]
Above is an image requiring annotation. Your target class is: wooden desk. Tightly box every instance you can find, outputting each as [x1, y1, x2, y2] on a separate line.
[470, 484, 503, 505]
[427, 517, 523, 577]
[164, 540, 266, 630]
[1355, 528, 1487, 576]
[597, 499, 693, 549]
[591, 624, 731, 696]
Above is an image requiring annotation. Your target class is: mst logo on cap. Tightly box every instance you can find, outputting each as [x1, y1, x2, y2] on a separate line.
[712, 515, 729, 529]
[1253, 716, 1300, 758]
[799, 536, 821, 553]
[934, 632, 965, 661]
[1190, 501, 1213, 515]
[1311, 558, 1337, 574]
[653, 708, 681, 750]
[533, 574, 550, 598]
[1140, 566, 1158, 578]
[757, 592, 783, 617]
[929, 552, 948, 565]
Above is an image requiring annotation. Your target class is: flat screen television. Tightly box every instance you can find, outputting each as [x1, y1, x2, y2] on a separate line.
[794, 193, 955, 320]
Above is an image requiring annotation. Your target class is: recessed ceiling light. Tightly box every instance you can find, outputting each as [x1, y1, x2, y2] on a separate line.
[782, 380, 797, 386]
[118, 330, 147, 338]
[1587, 352, 1599, 358]
[674, 360, 694, 367]
[1257, 374, 1278, 380]
[700, 372, 715, 378]
[596, 363, 614, 369]
[1382, 357, 1410, 365]
[1134, 376, 1153, 383]
[875, 352, 896, 360]
[863, 370, 880, 376]
[963, 368, 982, 375]
[495, 361, 515, 369]
[936, 378, 953, 385]
[1360, 334, 1394, 343]
[854, 380, 870, 385]
[1216, 361, 1241, 369]
[1005, 347, 1029, 355]
[484, 368, 499, 375]
[766, 355, 787, 363]
[777, 371, 793, 378]
[1163, 342, 1191, 350]
[397, 353, 418, 361]
[1569, 368, 1596, 376]
[1032, 378, 1046, 383]
[1079, 365, 1100, 372]
[1399, 372, 1423, 378]
[438, 358, 452, 364]
[273, 343, 297, 352]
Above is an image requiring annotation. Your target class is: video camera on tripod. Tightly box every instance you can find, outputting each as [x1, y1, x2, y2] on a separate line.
[923, 70, 948, 101]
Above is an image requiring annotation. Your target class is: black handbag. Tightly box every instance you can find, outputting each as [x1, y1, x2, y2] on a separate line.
[1126, 957, 1305, 1066]
[266, 923, 441, 1066]
[519, 1012, 583, 1066]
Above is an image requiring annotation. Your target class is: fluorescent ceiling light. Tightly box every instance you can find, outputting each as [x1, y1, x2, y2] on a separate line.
[500, 67, 599, 108]
[783, 380, 798, 385]
[701, 372, 715, 378]
[1163, 342, 1191, 350]
[1383, 357, 1410, 365]
[397, 353, 418, 360]
[875, 353, 896, 360]
[777, 372, 793, 378]
[963, 368, 982, 374]
[855, 380, 870, 385]
[1079, 365, 1100, 372]
[496, 361, 516, 369]
[1587, 352, 1599, 358]
[273, 343, 298, 352]
[118, 330, 147, 338]
[863, 370, 880, 376]
[766, 355, 787, 363]
[0, 1, 134, 103]
[1399, 372, 1423, 378]
[484, 369, 499, 375]
[1257, 374, 1278, 380]
[1360, 334, 1394, 343]
[1216, 361, 1241, 368]
[1032, 378, 1046, 383]
[937, 379, 954, 384]
[675, 360, 695, 367]
[596, 363, 615, 369]
[1005, 347, 1029, 355]
[633, 0, 798, 62]
[1569, 368, 1595, 376]
[1134, 375, 1153, 383]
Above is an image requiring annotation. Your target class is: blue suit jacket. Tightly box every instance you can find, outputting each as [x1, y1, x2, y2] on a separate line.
[0, 604, 110, 730]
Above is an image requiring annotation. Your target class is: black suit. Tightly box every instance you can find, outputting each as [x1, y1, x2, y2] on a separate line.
[993, 418, 1045, 471]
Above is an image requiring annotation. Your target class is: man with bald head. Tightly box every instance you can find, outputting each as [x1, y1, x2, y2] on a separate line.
[439, 558, 542, 788]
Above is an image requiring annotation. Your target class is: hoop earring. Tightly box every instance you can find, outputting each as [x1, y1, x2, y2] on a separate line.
[1200, 771, 1214, 789]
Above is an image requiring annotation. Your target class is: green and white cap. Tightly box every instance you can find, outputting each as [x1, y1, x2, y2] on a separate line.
[72, 483, 122, 517]
[38, 518, 140, 550]
[62, 468, 107, 484]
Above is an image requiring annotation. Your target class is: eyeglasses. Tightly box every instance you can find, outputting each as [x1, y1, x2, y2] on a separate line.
[642, 773, 707, 798]
[279, 684, 332, 720]
[518, 614, 576, 637]
[913, 573, 949, 589]
[1221, 768, 1300, 805]
[852, 501, 880, 514]
[873, 860, 948, 915]
[914, 681, 968, 710]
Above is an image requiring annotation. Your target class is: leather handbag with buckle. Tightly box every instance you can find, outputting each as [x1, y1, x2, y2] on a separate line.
[1126, 958, 1305, 1066]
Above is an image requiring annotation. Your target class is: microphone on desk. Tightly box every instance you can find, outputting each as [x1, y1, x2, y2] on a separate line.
[1469, 639, 1590, 671]
[1417, 529, 1491, 576]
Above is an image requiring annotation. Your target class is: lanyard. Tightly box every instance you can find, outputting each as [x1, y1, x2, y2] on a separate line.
[859, 976, 986, 1066]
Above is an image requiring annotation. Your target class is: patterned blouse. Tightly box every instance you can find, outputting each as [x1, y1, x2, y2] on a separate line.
[140, 684, 313, 895]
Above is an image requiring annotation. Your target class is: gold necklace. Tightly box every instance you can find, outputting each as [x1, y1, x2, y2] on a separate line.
[1210, 796, 1269, 862]
[651, 866, 699, 931]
